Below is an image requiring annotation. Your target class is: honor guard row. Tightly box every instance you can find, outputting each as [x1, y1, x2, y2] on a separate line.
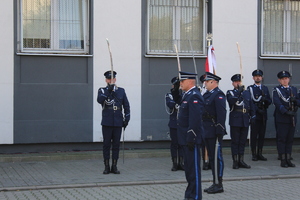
[165, 69, 299, 200]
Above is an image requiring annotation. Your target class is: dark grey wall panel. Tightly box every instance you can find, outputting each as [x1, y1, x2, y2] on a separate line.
[14, 56, 93, 144]
[14, 120, 92, 143]
[259, 59, 300, 138]
[141, 56, 206, 141]
[20, 56, 88, 84]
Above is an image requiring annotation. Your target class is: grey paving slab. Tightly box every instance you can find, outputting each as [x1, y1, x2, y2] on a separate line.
[0, 152, 300, 191]
[0, 178, 300, 200]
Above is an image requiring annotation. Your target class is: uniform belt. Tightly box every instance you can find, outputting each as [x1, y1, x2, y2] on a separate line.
[233, 108, 248, 113]
[105, 106, 121, 110]
[202, 115, 216, 120]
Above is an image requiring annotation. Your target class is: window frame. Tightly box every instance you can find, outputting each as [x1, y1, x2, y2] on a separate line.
[18, 0, 90, 55]
[146, 0, 206, 56]
[261, 0, 300, 57]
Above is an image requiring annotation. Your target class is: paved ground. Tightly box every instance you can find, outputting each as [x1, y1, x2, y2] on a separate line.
[0, 147, 299, 199]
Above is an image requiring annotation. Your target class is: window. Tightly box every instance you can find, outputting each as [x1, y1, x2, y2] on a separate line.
[19, 0, 89, 54]
[147, 0, 205, 55]
[262, 0, 300, 56]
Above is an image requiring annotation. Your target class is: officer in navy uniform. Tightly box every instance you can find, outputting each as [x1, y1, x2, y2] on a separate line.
[199, 74, 210, 170]
[247, 69, 272, 161]
[273, 71, 299, 168]
[97, 71, 130, 174]
[202, 72, 226, 194]
[177, 71, 204, 200]
[165, 76, 184, 171]
[226, 74, 255, 169]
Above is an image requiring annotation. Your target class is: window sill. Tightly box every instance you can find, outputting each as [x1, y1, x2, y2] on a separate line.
[144, 54, 206, 58]
[16, 52, 93, 57]
[260, 56, 300, 60]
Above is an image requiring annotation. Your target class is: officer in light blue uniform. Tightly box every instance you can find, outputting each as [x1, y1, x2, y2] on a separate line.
[177, 71, 204, 200]
[247, 69, 272, 161]
[273, 71, 300, 168]
[97, 70, 130, 174]
[226, 74, 255, 169]
[202, 72, 226, 194]
[165, 76, 184, 171]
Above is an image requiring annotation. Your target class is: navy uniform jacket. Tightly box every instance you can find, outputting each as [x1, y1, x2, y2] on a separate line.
[97, 86, 130, 127]
[202, 87, 227, 138]
[177, 87, 204, 146]
[247, 85, 272, 120]
[273, 85, 300, 124]
[165, 92, 178, 129]
[226, 89, 255, 127]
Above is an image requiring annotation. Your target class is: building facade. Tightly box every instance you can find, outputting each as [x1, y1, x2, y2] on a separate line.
[0, 0, 299, 151]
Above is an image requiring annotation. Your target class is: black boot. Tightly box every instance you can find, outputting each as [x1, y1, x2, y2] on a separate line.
[252, 149, 258, 161]
[207, 177, 224, 194]
[257, 149, 267, 161]
[204, 178, 215, 193]
[286, 154, 295, 167]
[103, 159, 110, 174]
[280, 154, 288, 168]
[171, 157, 178, 171]
[177, 157, 185, 170]
[238, 155, 251, 168]
[203, 161, 210, 170]
[232, 155, 239, 169]
[111, 159, 120, 174]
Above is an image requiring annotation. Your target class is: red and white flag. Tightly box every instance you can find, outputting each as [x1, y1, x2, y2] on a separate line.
[205, 45, 217, 74]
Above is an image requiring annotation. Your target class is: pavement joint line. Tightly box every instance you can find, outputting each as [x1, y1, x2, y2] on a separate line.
[1, 174, 299, 192]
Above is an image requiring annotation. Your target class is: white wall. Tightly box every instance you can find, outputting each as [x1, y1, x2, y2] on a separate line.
[93, 1, 142, 141]
[0, 0, 14, 144]
[214, 0, 258, 139]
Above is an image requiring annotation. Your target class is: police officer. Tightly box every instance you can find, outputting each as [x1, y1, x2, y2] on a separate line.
[202, 72, 226, 194]
[273, 71, 299, 168]
[247, 70, 272, 161]
[97, 71, 130, 174]
[165, 76, 184, 171]
[177, 71, 204, 200]
[227, 74, 255, 169]
[199, 74, 210, 170]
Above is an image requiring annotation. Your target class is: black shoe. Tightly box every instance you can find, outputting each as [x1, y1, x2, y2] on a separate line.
[177, 157, 185, 171]
[239, 161, 251, 168]
[232, 155, 239, 169]
[286, 154, 295, 167]
[281, 160, 288, 168]
[204, 183, 215, 192]
[257, 150, 267, 161]
[206, 184, 224, 194]
[171, 163, 178, 171]
[252, 154, 258, 161]
[280, 154, 288, 168]
[103, 159, 110, 174]
[110, 159, 120, 174]
[203, 162, 210, 170]
[238, 155, 251, 169]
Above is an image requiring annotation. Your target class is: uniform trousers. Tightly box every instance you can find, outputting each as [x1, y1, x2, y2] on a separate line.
[250, 119, 266, 150]
[170, 128, 183, 158]
[183, 145, 202, 200]
[276, 122, 295, 155]
[102, 126, 122, 160]
[205, 137, 224, 181]
[230, 126, 249, 155]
